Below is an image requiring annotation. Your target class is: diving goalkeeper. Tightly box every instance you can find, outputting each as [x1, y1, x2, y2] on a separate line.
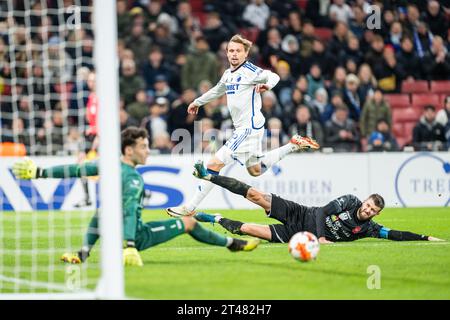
[191, 161, 444, 244]
[12, 127, 260, 267]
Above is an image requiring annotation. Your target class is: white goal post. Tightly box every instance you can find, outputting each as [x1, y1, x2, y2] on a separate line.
[0, 0, 124, 299]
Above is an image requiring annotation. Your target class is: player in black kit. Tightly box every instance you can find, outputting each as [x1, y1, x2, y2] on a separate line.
[191, 161, 443, 244]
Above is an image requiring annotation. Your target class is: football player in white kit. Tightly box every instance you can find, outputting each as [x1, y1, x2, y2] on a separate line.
[167, 34, 319, 217]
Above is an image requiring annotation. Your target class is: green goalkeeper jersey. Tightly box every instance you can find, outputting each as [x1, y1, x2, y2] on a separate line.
[42, 161, 145, 242]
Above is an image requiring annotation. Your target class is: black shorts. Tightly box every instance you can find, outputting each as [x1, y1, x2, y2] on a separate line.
[268, 194, 309, 243]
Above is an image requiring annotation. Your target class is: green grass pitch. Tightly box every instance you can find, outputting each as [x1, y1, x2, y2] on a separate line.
[1, 207, 449, 299]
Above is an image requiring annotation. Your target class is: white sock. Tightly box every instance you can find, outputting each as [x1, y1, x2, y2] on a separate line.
[260, 143, 297, 172]
[186, 180, 215, 212]
[225, 237, 234, 247]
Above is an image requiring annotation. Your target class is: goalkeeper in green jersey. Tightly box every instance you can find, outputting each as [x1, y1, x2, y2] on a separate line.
[12, 127, 260, 267]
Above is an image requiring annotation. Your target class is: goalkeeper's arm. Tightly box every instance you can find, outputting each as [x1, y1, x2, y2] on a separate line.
[13, 158, 99, 179]
[379, 227, 444, 241]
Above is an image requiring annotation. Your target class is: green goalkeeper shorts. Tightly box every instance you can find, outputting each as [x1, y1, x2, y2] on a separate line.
[135, 219, 186, 251]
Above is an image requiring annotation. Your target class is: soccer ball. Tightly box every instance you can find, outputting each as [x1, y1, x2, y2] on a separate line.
[288, 232, 320, 262]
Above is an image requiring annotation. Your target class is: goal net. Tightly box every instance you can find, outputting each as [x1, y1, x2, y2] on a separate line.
[0, 0, 123, 299]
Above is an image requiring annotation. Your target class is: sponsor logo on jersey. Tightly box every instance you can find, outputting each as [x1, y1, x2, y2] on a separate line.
[352, 226, 362, 234]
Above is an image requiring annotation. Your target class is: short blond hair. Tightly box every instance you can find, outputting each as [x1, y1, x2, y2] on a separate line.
[228, 34, 252, 53]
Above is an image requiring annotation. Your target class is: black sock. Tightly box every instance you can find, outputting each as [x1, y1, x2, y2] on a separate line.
[219, 218, 244, 235]
[210, 175, 251, 197]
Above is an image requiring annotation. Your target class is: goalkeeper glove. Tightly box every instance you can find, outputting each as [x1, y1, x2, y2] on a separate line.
[123, 247, 143, 267]
[12, 158, 42, 179]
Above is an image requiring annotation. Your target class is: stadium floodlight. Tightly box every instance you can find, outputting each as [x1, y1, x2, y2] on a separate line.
[0, 0, 124, 299]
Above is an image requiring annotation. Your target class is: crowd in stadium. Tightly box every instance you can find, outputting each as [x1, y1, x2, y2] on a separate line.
[0, 0, 450, 156]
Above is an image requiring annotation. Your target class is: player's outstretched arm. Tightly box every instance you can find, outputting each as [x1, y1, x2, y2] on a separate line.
[12, 158, 98, 179]
[382, 228, 444, 241]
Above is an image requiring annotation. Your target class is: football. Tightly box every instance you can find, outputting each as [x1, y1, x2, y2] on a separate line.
[288, 232, 320, 262]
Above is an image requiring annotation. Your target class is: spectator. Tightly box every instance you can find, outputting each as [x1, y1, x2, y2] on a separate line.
[285, 10, 303, 43]
[373, 45, 405, 93]
[327, 66, 347, 96]
[266, 117, 289, 151]
[387, 21, 403, 52]
[150, 22, 180, 63]
[310, 87, 329, 125]
[321, 91, 347, 124]
[152, 131, 172, 154]
[202, 12, 231, 53]
[288, 105, 324, 148]
[306, 64, 325, 99]
[436, 96, 450, 127]
[348, 5, 366, 40]
[167, 89, 201, 135]
[119, 59, 146, 105]
[357, 63, 377, 105]
[117, 0, 131, 38]
[299, 20, 316, 59]
[324, 104, 360, 152]
[342, 73, 362, 121]
[261, 91, 283, 125]
[273, 60, 295, 108]
[261, 27, 283, 68]
[305, 0, 332, 28]
[149, 74, 179, 105]
[125, 18, 152, 66]
[181, 36, 219, 91]
[396, 36, 422, 80]
[367, 119, 399, 152]
[422, 0, 448, 40]
[127, 89, 150, 123]
[340, 35, 364, 67]
[404, 4, 421, 35]
[412, 105, 447, 151]
[119, 108, 140, 131]
[327, 21, 350, 59]
[412, 21, 434, 59]
[141, 46, 172, 91]
[329, 0, 354, 24]
[305, 39, 336, 78]
[141, 99, 170, 146]
[422, 36, 450, 80]
[279, 35, 302, 79]
[359, 89, 392, 138]
[242, 0, 270, 31]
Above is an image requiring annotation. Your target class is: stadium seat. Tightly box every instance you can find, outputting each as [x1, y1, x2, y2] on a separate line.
[315, 28, 333, 42]
[411, 94, 440, 110]
[384, 94, 410, 109]
[430, 81, 450, 94]
[239, 27, 260, 44]
[401, 80, 429, 94]
[392, 123, 404, 137]
[297, 0, 308, 10]
[190, 0, 204, 12]
[392, 108, 421, 123]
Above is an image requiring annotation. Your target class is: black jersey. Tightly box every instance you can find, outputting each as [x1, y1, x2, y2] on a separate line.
[304, 194, 386, 242]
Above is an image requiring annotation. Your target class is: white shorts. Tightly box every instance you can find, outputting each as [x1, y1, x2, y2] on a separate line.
[215, 128, 264, 168]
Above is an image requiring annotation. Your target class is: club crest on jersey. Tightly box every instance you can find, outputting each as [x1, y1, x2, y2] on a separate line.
[352, 226, 362, 234]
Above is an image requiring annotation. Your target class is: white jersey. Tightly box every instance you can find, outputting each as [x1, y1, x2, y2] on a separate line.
[193, 61, 280, 130]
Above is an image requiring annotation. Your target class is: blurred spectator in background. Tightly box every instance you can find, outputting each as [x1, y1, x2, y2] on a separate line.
[119, 108, 139, 132]
[327, 66, 347, 96]
[273, 60, 295, 108]
[367, 119, 399, 152]
[261, 91, 283, 125]
[288, 105, 324, 148]
[280, 35, 302, 79]
[181, 36, 218, 91]
[167, 89, 200, 136]
[342, 73, 362, 121]
[396, 36, 422, 81]
[266, 117, 289, 151]
[373, 45, 405, 93]
[152, 131, 172, 154]
[436, 96, 450, 127]
[261, 27, 282, 68]
[310, 87, 329, 125]
[127, 89, 149, 123]
[329, 0, 353, 24]
[142, 46, 172, 91]
[325, 104, 359, 152]
[202, 12, 231, 53]
[149, 74, 179, 105]
[412, 105, 447, 151]
[412, 21, 433, 59]
[356, 63, 376, 104]
[120, 59, 146, 105]
[359, 89, 392, 138]
[422, 1, 448, 40]
[306, 64, 325, 100]
[141, 98, 170, 147]
[242, 0, 270, 31]
[422, 36, 450, 81]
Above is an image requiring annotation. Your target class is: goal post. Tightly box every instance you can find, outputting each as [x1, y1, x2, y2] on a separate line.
[0, 0, 124, 299]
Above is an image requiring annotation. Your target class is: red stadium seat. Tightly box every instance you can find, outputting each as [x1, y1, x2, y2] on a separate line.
[392, 108, 421, 123]
[384, 94, 410, 109]
[430, 81, 450, 94]
[411, 94, 440, 110]
[315, 28, 333, 42]
[297, 0, 308, 10]
[401, 80, 429, 94]
[239, 27, 260, 44]
[392, 123, 404, 137]
[190, 0, 204, 12]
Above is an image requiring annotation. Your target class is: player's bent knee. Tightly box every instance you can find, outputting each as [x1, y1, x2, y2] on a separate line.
[181, 216, 196, 232]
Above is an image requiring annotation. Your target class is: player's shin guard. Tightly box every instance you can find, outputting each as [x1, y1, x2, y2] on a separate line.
[260, 143, 297, 173]
[186, 169, 219, 211]
[188, 222, 229, 247]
